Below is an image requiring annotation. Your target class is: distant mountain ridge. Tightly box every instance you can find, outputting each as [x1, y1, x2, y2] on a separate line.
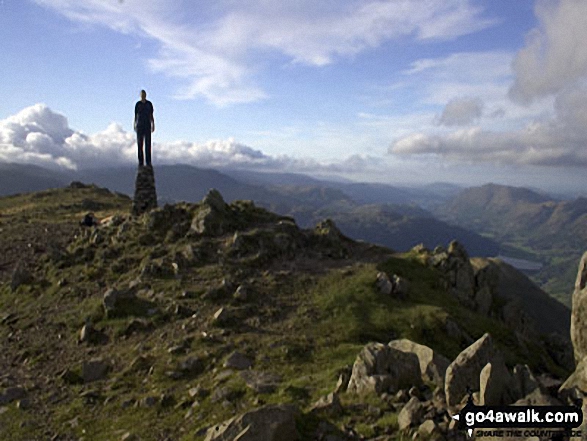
[0, 162, 500, 257]
[436, 183, 587, 305]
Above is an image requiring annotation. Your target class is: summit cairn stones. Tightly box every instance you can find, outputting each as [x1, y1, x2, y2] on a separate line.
[132, 165, 158, 216]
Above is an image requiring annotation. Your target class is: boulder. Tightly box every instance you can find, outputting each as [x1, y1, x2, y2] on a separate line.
[11, 262, 32, 292]
[223, 351, 253, 370]
[445, 333, 497, 407]
[102, 288, 139, 318]
[0, 387, 26, 405]
[388, 339, 450, 387]
[478, 359, 513, 405]
[204, 404, 300, 441]
[418, 420, 441, 439]
[376, 272, 393, 296]
[571, 251, 587, 364]
[82, 358, 110, 383]
[398, 396, 424, 431]
[240, 371, 282, 394]
[78, 322, 105, 345]
[347, 342, 422, 396]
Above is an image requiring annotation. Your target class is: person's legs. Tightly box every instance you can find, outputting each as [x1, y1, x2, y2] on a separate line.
[145, 130, 152, 166]
[137, 130, 145, 166]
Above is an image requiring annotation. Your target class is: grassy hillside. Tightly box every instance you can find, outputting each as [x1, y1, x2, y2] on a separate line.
[0, 185, 570, 440]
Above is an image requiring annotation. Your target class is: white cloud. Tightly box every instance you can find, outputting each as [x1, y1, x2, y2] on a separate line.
[0, 103, 384, 175]
[34, 0, 497, 106]
[387, 1, 587, 168]
[437, 97, 483, 126]
[389, 83, 587, 167]
[510, 0, 587, 103]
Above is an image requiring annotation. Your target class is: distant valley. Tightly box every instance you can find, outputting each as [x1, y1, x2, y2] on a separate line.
[1, 161, 585, 305]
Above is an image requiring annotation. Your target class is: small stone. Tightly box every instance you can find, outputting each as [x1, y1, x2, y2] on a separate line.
[139, 396, 157, 408]
[223, 351, 253, 370]
[81, 358, 110, 383]
[310, 392, 343, 417]
[398, 397, 424, 431]
[233, 285, 248, 301]
[212, 307, 231, 326]
[0, 387, 26, 405]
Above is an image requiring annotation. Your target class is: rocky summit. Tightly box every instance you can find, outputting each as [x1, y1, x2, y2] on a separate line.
[132, 165, 158, 216]
[0, 183, 577, 440]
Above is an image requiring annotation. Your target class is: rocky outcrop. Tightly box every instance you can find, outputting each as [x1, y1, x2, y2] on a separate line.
[444, 333, 498, 407]
[204, 404, 300, 441]
[347, 342, 422, 396]
[132, 165, 158, 216]
[191, 189, 229, 236]
[428, 241, 476, 308]
[388, 339, 450, 386]
[571, 251, 587, 364]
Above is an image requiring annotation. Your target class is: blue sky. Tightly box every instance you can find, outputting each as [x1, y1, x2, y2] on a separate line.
[2, 0, 587, 193]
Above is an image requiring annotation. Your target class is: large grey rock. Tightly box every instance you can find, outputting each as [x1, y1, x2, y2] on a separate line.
[571, 251, 587, 364]
[347, 342, 422, 396]
[131, 165, 158, 216]
[388, 339, 450, 387]
[479, 359, 513, 405]
[204, 404, 300, 441]
[445, 333, 497, 407]
[398, 396, 424, 431]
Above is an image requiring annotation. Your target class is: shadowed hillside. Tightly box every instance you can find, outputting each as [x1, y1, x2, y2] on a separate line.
[0, 183, 573, 440]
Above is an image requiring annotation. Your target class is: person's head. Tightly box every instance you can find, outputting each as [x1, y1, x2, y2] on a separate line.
[140, 89, 147, 101]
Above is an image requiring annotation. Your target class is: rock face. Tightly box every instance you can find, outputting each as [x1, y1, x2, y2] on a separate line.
[429, 241, 476, 308]
[571, 251, 587, 364]
[132, 165, 158, 216]
[204, 404, 300, 441]
[347, 342, 422, 396]
[444, 333, 497, 407]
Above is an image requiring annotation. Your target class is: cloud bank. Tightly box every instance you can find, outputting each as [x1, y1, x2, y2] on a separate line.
[34, 0, 497, 106]
[0, 103, 379, 174]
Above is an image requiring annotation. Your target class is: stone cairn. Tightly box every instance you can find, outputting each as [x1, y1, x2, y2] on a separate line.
[132, 165, 158, 216]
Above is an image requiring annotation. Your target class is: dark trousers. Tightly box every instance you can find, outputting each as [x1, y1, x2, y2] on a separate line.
[137, 128, 151, 166]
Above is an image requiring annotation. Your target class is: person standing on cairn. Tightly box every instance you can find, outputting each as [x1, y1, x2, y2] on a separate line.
[134, 89, 155, 167]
